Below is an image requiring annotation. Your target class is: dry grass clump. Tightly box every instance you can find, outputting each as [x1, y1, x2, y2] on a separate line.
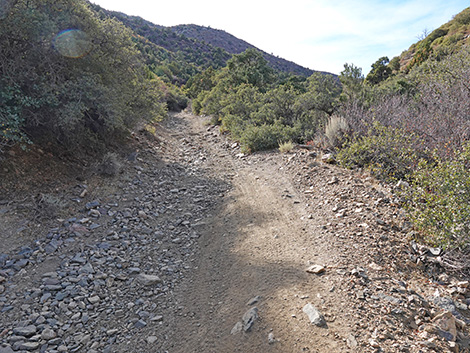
[325, 115, 349, 148]
[279, 141, 294, 153]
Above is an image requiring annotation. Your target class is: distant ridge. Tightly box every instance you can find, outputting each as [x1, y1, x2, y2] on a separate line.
[91, 4, 317, 78]
[170, 24, 315, 77]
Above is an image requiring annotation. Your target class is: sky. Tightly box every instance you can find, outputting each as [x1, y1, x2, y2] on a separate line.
[90, 0, 469, 75]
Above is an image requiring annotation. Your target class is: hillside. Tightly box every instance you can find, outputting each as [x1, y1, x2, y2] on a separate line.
[171, 24, 315, 76]
[395, 7, 470, 72]
[91, 4, 315, 79]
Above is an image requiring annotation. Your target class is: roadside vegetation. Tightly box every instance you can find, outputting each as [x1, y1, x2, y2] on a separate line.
[186, 7, 470, 250]
[2, 0, 470, 249]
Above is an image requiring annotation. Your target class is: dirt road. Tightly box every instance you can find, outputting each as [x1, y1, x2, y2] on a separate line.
[164, 113, 352, 352]
[0, 112, 460, 353]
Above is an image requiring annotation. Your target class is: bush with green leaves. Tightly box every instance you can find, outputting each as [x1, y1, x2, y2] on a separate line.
[239, 123, 299, 154]
[404, 144, 470, 249]
[337, 122, 425, 182]
[0, 0, 166, 154]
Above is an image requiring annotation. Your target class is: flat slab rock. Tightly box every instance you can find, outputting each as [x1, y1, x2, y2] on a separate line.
[302, 303, 326, 327]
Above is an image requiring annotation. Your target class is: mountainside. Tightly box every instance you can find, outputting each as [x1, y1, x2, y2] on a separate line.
[91, 4, 315, 78]
[171, 24, 315, 76]
[396, 6, 470, 72]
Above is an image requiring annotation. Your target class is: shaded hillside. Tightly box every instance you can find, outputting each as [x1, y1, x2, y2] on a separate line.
[91, 6, 230, 80]
[171, 24, 315, 76]
[395, 7, 470, 72]
[90, 4, 315, 79]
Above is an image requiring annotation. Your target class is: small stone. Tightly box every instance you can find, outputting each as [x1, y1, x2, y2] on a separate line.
[369, 338, 380, 348]
[18, 342, 40, 351]
[347, 333, 358, 348]
[356, 291, 365, 300]
[134, 319, 147, 328]
[429, 247, 442, 256]
[89, 209, 101, 218]
[147, 336, 158, 344]
[302, 303, 326, 327]
[306, 265, 325, 274]
[246, 295, 261, 306]
[106, 329, 118, 336]
[13, 325, 37, 337]
[137, 274, 162, 286]
[396, 180, 410, 189]
[268, 332, 276, 344]
[231, 322, 242, 335]
[41, 328, 57, 340]
[71, 254, 86, 264]
[88, 295, 100, 304]
[85, 200, 100, 210]
[242, 307, 259, 332]
[0, 347, 14, 353]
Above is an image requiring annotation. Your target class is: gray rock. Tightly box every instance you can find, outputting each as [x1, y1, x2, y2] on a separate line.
[85, 201, 100, 210]
[13, 325, 37, 337]
[378, 293, 402, 305]
[302, 303, 326, 327]
[242, 307, 258, 332]
[134, 319, 147, 328]
[347, 333, 358, 348]
[87, 295, 100, 304]
[137, 274, 162, 286]
[71, 254, 86, 264]
[231, 321, 242, 335]
[146, 336, 158, 344]
[0, 346, 14, 353]
[79, 263, 94, 274]
[41, 328, 57, 340]
[246, 295, 261, 306]
[18, 342, 40, 351]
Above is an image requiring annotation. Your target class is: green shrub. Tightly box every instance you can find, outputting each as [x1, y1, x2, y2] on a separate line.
[165, 84, 189, 112]
[403, 144, 470, 249]
[337, 122, 424, 182]
[239, 123, 298, 153]
[0, 0, 166, 154]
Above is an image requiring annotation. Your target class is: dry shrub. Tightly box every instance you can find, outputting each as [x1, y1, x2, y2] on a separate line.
[279, 141, 294, 153]
[98, 152, 121, 177]
[325, 115, 349, 148]
[35, 193, 68, 219]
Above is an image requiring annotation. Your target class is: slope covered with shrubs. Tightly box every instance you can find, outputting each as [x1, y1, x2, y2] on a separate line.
[0, 0, 167, 155]
[187, 6, 470, 250]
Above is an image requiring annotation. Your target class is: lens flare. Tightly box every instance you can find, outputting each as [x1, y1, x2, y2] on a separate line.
[53, 29, 91, 58]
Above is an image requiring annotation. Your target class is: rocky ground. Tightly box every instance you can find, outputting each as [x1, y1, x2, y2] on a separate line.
[0, 112, 469, 353]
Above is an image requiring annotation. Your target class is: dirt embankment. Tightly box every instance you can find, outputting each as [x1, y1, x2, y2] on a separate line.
[0, 112, 468, 353]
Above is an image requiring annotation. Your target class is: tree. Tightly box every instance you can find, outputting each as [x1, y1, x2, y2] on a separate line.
[366, 56, 392, 85]
[305, 72, 341, 115]
[339, 63, 364, 101]
[226, 48, 275, 91]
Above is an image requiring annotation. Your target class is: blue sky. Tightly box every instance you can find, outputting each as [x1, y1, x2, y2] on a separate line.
[91, 0, 469, 74]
